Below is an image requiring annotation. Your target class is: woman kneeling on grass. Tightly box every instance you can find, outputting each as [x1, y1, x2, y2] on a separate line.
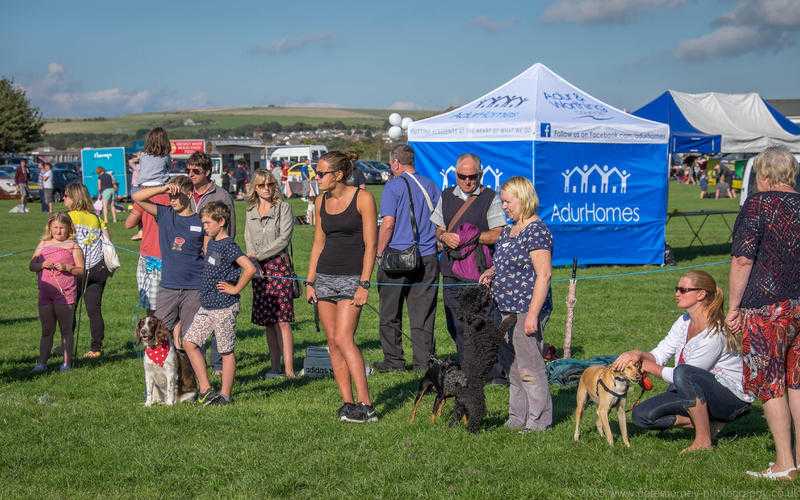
[613, 271, 752, 453]
[305, 151, 379, 423]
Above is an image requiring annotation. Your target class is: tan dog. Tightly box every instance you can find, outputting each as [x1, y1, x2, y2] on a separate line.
[573, 362, 643, 447]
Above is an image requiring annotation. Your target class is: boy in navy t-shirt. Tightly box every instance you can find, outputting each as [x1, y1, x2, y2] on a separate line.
[132, 176, 205, 347]
[183, 201, 256, 405]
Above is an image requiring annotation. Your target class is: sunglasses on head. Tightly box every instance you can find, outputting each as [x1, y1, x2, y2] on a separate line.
[186, 168, 204, 175]
[457, 173, 480, 181]
[675, 287, 702, 294]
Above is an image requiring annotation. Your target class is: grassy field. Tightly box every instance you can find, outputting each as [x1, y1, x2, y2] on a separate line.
[43, 107, 436, 135]
[0, 183, 796, 498]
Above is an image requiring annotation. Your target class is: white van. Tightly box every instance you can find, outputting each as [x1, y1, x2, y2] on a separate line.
[269, 145, 327, 165]
[739, 153, 800, 206]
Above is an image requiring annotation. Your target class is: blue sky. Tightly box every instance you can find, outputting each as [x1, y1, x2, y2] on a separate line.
[2, 0, 799, 117]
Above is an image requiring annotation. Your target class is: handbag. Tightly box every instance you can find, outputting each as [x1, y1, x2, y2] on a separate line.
[380, 176, 423, 273]
[101, 228, 120, 274]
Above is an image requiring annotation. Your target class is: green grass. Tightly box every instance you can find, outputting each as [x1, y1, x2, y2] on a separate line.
[0, 183, 796, 498]
[44, 107, 436, 135]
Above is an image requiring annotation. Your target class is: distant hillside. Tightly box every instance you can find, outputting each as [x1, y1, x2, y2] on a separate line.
[44, 106, 436, 136]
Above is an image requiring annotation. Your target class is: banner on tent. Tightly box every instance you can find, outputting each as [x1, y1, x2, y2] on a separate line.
[535, 141, 667, 265]
[411, 141, 532, 192]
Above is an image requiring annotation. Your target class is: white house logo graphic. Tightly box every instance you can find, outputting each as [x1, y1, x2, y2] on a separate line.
[551, 164, 640, 224]
[440, 165, 503, 190]
[561, 164, 630, 194]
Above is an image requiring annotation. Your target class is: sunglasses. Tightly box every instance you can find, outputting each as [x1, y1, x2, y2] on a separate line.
[457, 173, 480, 181]
[186, 168, 204, 175]
[675, 287, 702, 294]
[316, 170, 338, 178]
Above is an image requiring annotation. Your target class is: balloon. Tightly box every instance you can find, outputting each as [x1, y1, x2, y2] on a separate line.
[388, 126, 403, 140]
[401, 117, 413, 130]
[388, 113, 402, 126]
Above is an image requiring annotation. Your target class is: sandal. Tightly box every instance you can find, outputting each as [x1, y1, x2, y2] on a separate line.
[82, 351, 102, 359]
[745, 465, 797, 481]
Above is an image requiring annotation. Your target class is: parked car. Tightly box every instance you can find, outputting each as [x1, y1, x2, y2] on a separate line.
[0, 171, 18, 199]
[354, 160, 383, 184]
[52, 170, 80, 202]
[367, 161, 391, 182]
[0, 164, 18, 176]
[53, 162, 80, 175]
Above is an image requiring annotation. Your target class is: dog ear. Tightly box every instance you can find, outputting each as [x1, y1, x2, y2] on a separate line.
[155, 318, 170, 345]
[135, 317, 145, 343]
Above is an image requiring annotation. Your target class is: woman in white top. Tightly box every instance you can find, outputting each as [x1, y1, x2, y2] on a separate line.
[613, 271, 752, 453]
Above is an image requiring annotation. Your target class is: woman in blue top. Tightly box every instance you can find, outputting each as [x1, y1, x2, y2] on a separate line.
[480, 176, 553, 432]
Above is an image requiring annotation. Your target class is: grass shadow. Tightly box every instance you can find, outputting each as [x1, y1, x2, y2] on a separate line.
[374, 376, 422, 417]
[0, 316, 38, 327]
[671, 242, 731, 262]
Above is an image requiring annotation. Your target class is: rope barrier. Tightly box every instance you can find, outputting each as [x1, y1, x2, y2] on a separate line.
[0, 242, 732, 287]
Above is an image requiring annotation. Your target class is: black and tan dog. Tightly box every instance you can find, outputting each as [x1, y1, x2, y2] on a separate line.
[409, 358, 466, 423]
[573, 362, 643, 447]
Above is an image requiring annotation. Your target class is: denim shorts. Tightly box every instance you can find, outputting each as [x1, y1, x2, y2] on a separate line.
[315, 273, 359, 302]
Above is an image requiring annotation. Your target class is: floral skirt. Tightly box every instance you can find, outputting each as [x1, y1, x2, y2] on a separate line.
[251, 255, 295, 326]
[741, 299, 800, 401]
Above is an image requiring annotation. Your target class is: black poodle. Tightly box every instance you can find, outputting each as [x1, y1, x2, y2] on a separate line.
[449, 285, 516, 433]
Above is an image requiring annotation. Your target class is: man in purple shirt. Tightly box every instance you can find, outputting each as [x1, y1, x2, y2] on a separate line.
[375, 144, 441, 371]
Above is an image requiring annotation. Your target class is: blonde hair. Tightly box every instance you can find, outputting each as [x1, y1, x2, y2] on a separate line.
[501, 176, 539, 219]
[684, 270, 739, 352]
[247, 169, 282, 209]
[64, 183, 94, 212]
[42, 212, 75, 241]
[754, 146, 798, 189]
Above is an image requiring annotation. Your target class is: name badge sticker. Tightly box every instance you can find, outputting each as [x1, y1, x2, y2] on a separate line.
[208, 256, 216, 266]
[190, 225, 202, 232]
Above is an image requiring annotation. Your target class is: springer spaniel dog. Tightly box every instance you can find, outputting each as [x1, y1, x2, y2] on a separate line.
[135, 315, 197, 405]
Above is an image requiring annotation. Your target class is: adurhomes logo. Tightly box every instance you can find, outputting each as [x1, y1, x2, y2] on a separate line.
[474, 94, 529, 109]
[440, 165, 503, 191]
[551, 163, 640, 224]
[542, 91, 611, 121]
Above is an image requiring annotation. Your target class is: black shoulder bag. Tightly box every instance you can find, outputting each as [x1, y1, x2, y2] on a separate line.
[380, 176, 423, 273]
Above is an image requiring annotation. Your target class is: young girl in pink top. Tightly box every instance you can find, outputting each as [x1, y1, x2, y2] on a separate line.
[30, 213, 85, 373]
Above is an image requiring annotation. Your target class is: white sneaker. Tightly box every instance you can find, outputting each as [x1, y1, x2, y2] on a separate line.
[31, 364, 47, 374]
[262, 371, 285, 379]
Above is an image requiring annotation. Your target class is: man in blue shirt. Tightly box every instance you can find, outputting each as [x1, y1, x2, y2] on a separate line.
[375, 144, 441, 371]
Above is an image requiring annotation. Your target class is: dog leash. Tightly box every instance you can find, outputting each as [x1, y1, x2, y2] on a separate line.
[360, 301, 440, 366]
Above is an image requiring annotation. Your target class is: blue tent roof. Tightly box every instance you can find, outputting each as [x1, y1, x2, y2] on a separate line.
[633, 91, 721, 154]
[762, 98, 800, 135]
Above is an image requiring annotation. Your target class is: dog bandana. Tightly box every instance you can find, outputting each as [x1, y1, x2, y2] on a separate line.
[145, 341, 170, 367]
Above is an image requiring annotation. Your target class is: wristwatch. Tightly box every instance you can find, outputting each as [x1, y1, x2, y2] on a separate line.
[357, 280, 371, 289]
[304, 280, 315, 287]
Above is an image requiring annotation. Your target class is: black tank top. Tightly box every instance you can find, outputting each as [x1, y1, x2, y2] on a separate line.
[318, 189, 364, 275]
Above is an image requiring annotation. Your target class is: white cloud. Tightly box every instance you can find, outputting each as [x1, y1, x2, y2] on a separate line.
[675, 0, 800, 61]
[387, 101, 420, 110]
[542, 0, 685, 24]
[21, 63, 210, 117]
[469, 16, 517, 33]
[249, 33, 336, 56]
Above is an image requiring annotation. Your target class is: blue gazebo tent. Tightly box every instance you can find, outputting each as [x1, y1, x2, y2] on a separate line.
[407, 63, 670, 266]
[634, 91, 800, 153]
[633, 91, 721, 153]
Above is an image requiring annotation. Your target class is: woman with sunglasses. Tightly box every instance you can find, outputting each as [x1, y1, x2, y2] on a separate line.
[245, 169, 296, 378]
[612, 270, 752, 453]
[305, 151, 378, 423]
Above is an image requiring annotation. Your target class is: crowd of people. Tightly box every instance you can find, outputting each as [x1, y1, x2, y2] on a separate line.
[672, 156, 737, 199]
[23, 133, 800, 478]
